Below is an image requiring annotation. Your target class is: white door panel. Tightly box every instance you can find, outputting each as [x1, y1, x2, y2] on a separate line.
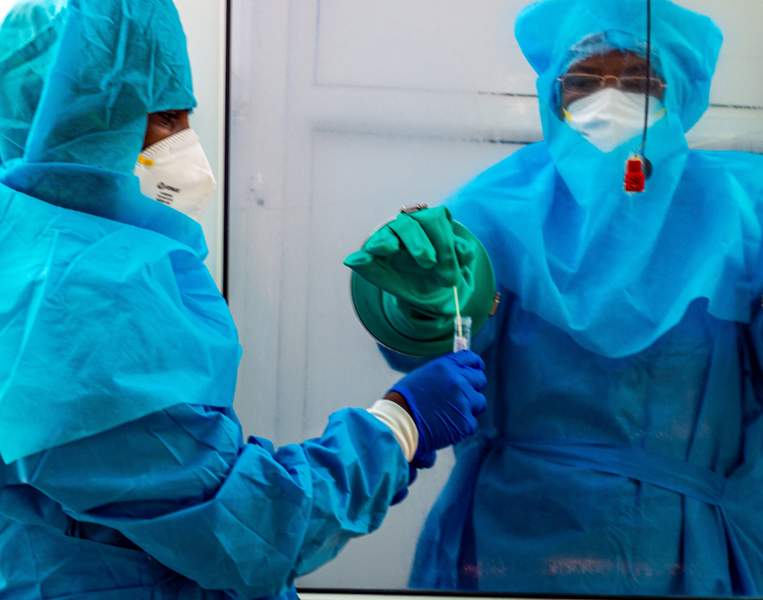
[315, 0, 763, 108]
[316, 0, 531, 94]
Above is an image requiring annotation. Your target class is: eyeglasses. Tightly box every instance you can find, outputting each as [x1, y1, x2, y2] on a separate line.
[558, 73, 667, 96]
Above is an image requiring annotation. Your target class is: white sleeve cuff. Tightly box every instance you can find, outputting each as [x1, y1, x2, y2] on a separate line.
[367, 399, 419, 462]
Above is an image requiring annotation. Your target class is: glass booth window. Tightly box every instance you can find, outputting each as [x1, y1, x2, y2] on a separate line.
[228, 0, 763, 596]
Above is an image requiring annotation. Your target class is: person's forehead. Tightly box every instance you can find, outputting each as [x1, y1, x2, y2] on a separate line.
[568, 50, 647, 71]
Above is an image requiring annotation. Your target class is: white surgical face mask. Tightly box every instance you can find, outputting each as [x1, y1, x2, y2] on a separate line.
[134, 128, 216, 221]
[563, 88, 666, 153]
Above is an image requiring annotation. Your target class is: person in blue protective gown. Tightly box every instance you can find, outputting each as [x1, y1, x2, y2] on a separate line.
[345, 0, 763, 596]
[0, 1, 488, 598]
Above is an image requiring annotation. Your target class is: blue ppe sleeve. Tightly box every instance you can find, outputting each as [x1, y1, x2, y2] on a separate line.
[12, 404, 408, 598]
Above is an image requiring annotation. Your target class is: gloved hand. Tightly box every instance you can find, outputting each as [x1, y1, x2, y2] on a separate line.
[390, 450, 436, 506]
[388, 351, 487, 462]
[344, 206, 476, 314]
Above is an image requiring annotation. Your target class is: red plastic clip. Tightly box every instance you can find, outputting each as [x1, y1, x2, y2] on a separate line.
[624, 155, 646, 193]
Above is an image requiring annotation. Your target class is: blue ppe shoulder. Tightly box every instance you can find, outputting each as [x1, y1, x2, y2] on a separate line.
[0, 182, 238, 462]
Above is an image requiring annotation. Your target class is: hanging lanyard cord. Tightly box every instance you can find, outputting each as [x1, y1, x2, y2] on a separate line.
[640, 0, 653, 157]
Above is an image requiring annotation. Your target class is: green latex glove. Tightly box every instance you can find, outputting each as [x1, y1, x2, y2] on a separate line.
[345, 207, 477, 318]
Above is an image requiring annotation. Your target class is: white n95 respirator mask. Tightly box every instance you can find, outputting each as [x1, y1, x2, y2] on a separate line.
[563, 88, 666, 153]
[134, 128, 216, 221]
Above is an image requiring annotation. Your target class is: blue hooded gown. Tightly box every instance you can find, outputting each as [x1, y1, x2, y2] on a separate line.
[0, 1, 408, 598]
[407, 0, 763, 595]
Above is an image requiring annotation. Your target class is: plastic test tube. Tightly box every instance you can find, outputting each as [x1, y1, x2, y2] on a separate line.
[453, 315, 472, 352]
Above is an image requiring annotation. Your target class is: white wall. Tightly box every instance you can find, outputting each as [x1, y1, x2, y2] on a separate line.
[0, 0, 14, 19]
[175, 0, 228, 288]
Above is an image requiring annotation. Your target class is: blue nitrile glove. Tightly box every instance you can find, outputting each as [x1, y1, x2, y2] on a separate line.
[390, 351, 487, 462]
[391, 450, 436, 506]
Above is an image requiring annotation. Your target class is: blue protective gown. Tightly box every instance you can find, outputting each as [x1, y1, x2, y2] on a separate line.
[0, 1, 408, 598]
[0, 0, 65, 167]
[406, 0, 763, 596]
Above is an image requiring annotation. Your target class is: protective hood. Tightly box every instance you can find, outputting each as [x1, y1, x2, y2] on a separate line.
[443, 0, 763, 359]
[0, 0, 66, 168]
[0, 0, 240, 463]
[517, 0, 721, 132]
[517, 0, 723, 211]
[2, 0, 203, 251]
